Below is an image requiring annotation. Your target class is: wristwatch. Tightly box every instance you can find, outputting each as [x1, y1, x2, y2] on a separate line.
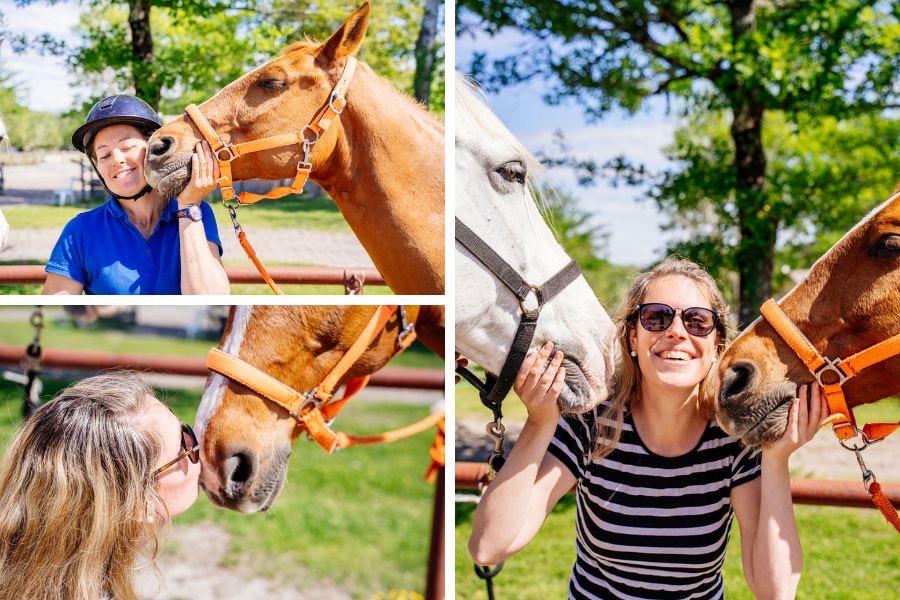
[176, 204, 202, 222]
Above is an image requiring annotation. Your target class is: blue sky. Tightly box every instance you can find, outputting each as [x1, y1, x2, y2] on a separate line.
[456, 21, 681, 266]
[1, 1, 91, 113]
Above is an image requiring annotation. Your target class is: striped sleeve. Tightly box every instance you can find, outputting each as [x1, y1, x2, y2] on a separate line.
[731, 443, 762, 487]
[548, 410, 595, 480]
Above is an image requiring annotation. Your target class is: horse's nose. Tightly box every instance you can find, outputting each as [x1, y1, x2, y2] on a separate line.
[147, 135, 175, 160]
[221, 450, 255, 500]
[719, 360, 758, 408]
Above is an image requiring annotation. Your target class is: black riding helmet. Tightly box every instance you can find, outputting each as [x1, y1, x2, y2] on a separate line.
[71, 94, 162, 200]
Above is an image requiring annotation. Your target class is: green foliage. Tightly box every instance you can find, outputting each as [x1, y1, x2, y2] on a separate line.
[537, 184, 638, 310]
[17, 0, 443, 115]
[647, 110, 899, 303]
[458, 0, 898, 323]
[0, 69, 79, 149]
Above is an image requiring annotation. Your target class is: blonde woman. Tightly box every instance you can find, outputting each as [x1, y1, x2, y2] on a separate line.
[0, 372, 201, 600]
[469, 258, 826, 599]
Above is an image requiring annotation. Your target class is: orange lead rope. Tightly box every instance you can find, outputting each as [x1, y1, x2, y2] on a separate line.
[760, 299, 900, 532]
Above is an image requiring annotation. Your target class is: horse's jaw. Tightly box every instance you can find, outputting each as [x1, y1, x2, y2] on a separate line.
[455, 274, 616, 414]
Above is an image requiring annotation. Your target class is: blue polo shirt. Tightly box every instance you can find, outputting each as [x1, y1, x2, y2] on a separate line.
[46, 197, 223, 295]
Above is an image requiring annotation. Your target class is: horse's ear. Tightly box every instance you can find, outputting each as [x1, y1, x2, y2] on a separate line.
[320, 2, 370, 61]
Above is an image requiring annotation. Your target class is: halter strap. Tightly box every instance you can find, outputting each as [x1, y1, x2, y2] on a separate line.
[207, 304, 415, 452]
[185, 56, 357, 206]
[760, 299, 900, 442]
[455, 217, 583, 412]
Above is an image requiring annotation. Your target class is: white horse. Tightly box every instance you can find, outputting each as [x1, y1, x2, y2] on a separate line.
[455, 74, 616, 413]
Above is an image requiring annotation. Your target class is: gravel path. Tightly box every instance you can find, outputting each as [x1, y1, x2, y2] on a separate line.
[138, 523, 351, 600]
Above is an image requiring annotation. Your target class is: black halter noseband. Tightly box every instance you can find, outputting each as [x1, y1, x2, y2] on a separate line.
[455, 217, 583, 423]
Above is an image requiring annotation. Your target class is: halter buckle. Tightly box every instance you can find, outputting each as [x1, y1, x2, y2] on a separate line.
[215, 145, 237, 162]
[290, 390, 320, 420]
[813, 358, 848, 387]
[329, 92, 346, 115]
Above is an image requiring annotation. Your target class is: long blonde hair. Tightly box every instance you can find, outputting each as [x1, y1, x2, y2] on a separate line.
[593, 258, 731, 459]
[0, 372, 165, 600]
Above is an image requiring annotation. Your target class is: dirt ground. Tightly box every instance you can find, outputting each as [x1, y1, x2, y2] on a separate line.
[0, 152, 376, 268]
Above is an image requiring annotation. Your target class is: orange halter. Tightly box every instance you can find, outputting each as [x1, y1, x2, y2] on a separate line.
[760, 298, 900, 532]
[184, 57, 358, 294]
[184, 56, 357, 206]
[206, 305, 419, 453]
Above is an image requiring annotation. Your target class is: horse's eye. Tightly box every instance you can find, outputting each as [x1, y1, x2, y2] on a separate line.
[873, 233, 900, 258]
[259, 79, 287, 90]
[495, 162, 526, 184]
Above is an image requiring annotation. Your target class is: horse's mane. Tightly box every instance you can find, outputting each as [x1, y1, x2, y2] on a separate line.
[456, 74, 557, 221]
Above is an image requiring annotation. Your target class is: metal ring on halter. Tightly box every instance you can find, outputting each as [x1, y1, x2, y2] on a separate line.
[215, 145, 237, 162]
[329, 92, 346, 114]
[839, 428, 873, 452]
[301, 125, 320, 144]
[814, 358, 848, 387]
[30, 312, 43, 329]
[288, 389, 321, 419]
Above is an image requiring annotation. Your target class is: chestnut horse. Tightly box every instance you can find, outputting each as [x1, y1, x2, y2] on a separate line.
[711, 188, 900, 447]
[144, 3, 444, 294]
[195, 305, 444, 513]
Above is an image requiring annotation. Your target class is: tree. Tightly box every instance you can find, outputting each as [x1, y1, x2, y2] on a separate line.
[458, 0, 899, 325]
[9, 1, 442, 115]
[648, 110, 899, 309]
[414, 0, 441, 105]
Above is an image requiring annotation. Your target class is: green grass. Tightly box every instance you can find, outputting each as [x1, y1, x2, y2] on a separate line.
[2, 194, 350, 232]
[455, 496, 900, 599]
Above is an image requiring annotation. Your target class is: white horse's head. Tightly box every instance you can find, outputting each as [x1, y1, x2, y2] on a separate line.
[0, 113, 6, 143]
[455, 74, 616, 413]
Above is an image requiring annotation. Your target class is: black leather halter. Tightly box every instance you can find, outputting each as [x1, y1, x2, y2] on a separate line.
[455, 217, 583, 422]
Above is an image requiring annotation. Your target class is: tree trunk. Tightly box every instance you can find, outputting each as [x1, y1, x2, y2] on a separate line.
[413, 0, 439, 105]
[128, 0, 160, 109]
[728, 0, 774, 328]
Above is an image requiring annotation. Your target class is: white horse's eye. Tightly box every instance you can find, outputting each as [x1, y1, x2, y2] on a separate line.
[491, 161, 527, 193]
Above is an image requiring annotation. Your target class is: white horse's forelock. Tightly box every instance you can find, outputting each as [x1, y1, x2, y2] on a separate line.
[195, 306, 252, 443]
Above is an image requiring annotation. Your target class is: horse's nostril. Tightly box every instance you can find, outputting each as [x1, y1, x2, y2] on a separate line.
[225, 452, 253, 484]
[721, 362, 757, 406]
[148, 135, 174, 158]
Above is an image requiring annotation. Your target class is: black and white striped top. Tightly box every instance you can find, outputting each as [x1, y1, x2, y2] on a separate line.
[548, 405, 761, 600]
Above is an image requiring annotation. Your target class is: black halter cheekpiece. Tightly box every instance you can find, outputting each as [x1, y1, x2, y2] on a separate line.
[455, 217, 583, 421]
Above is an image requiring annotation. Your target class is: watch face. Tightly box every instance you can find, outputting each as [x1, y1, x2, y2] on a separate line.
[180, 205, 202, 221]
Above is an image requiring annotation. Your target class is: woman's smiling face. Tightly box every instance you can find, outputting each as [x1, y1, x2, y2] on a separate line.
[92, 124, 149, 197]
[629, 275, 719, 396]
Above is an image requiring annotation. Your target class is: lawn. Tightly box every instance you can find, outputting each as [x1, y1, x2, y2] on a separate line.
[454, 497, 900, 599]
[455, 378, 900, 599]
[2, 193, 351, 232]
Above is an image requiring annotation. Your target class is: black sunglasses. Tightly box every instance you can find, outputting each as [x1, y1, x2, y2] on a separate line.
[634, 303, 719, 337]
[154, 422, 199, 476]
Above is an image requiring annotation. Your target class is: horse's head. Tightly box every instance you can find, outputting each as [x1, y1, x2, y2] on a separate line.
[709, 189, 900, 446]
[144, 3, 370, 198]
[196, 305, 430, 513]
[454, 75, 616, 414]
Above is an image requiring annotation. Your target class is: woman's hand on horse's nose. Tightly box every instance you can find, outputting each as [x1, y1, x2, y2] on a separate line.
[514, 341, 564, 427]
[176, 141, 218, 205]
[765, 383, 827, 460]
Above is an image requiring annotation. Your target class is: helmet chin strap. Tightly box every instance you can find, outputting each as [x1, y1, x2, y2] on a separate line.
[90, 160, 153, 202]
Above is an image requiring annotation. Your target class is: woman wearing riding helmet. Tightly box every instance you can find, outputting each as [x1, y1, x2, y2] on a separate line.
[43, 94, 230, 294]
